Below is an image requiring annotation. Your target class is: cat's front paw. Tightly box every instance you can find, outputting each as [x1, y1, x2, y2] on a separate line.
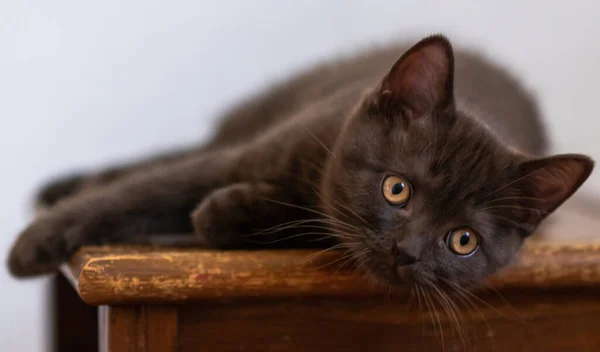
[7, 214, 79, 278]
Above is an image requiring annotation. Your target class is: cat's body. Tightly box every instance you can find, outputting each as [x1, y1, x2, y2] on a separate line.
[37, 42, 546, 209]
[8, 36, 591, 291]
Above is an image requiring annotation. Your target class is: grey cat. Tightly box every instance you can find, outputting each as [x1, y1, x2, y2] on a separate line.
[8, 35, 592, 292]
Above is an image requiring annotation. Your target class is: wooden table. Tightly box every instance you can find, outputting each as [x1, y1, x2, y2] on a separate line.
[53, 198, 600, 352]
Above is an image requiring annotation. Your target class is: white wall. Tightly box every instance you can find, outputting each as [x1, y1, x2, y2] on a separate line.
[1, 1, 598, 350]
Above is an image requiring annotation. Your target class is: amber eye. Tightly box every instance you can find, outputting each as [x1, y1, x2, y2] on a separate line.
[382, 175, 412, 206]
[446, 228, 479, 255]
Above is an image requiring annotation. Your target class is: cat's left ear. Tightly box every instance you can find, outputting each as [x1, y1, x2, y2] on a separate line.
[378, 34, 455, 116]
[513, 154, 594, 232]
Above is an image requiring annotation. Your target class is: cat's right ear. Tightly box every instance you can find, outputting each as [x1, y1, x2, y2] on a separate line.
[511, 154, 594, 233]
[377, 35, 455, 117]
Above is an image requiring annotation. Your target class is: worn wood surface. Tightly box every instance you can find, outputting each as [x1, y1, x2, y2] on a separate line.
[62, 241, 600, 305]
[61, 198, 600, 305]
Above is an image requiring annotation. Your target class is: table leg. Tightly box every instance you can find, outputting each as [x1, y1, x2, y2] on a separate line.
[98, 305, 178, 352]
[52, 274, 97, 352]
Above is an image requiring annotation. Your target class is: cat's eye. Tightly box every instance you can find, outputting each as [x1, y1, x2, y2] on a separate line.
[382, 175, 412, 206]
[446, 228, 479, 256]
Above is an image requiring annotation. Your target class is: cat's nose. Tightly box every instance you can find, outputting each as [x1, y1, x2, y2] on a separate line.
[395, 250, 417, 266]
[392, 243, 418, 267]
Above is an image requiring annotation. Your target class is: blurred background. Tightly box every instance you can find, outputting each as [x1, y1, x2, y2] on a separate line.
[1, 1, 599, 350]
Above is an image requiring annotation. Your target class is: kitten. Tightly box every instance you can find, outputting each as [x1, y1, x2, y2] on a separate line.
[7, 35, 593, 292]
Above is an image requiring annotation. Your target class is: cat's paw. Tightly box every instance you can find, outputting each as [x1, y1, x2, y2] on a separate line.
[191, 182, 309, 249]
[191, 183, 270, 249]
[7, 214, 78, 278]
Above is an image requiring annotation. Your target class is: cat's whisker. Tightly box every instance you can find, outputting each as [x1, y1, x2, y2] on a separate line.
[339, 248, 367, 271]
[247, 231, 358, 245]
[481, 195, 545, 206]
[333, 202, 375, 232]
[314, 249, 354, 270]
[443, 280, 496, 351]
[406, 278, 415, 307]
[259, 198, 366, 237]
[336, 248, 370, 275]
[249, 224, 355, 237]
[264, 198, 366, 241]
[299, 122, 337, 159]
[417, 284, 435, 341]
[296, 160, 373, 231]
[260, 198, 344, 223]
[432, 283, 468, 351]
[412, 282, 426, 339]
[350, 253, 372, 276]
[297, 155, 328, 175]
[445, 286, 476, 333]
[443, 278, 519, 323]
[306, 235, 347, 243]
[484, 284, 526, 324]
[419, 285, 438, 342]
[301, 169, 375, 232]
[296, 242, 359, 264]
[484, 167, 546, 199]
[317, 188, 375, 231]
[358, 257, 378, 284]
[490, 215, 527, 229]
[332, 256, 359, 275]
[247, 218, 358, 236]
[315, 248, 365, 270]
[437, 139, 463, 173]
[246, 223, 356, 238]
[423, 287, 445, 351]
[430, 285, 457, 346]
[435, 123, 458, 172]
[451, 281, 501, 352]
[480, 204, 546, 213]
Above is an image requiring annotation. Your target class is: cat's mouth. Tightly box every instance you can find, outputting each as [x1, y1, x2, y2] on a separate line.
[364, 253, 417, 286]
[395, 263, 414, 281]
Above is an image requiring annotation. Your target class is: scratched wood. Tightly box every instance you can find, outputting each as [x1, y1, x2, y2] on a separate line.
[61, 196, 600, 305]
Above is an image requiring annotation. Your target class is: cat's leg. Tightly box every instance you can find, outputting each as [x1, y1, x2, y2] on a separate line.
[8, 151, 237, 277]
[36, 145, 209, 208]
[192, 182, 332, 249]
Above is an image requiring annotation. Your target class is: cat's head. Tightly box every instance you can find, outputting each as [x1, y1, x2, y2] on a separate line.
[321, 35, 593, 289]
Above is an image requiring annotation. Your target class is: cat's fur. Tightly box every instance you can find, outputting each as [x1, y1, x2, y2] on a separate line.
[7, 36, 593, 291]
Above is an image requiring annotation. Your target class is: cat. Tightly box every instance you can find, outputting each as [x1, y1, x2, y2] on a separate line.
[7, 35, 593, 292]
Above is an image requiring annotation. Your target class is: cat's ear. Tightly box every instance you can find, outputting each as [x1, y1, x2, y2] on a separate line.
[514, 154, 593, 232]
[378, 34, 455, 116]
